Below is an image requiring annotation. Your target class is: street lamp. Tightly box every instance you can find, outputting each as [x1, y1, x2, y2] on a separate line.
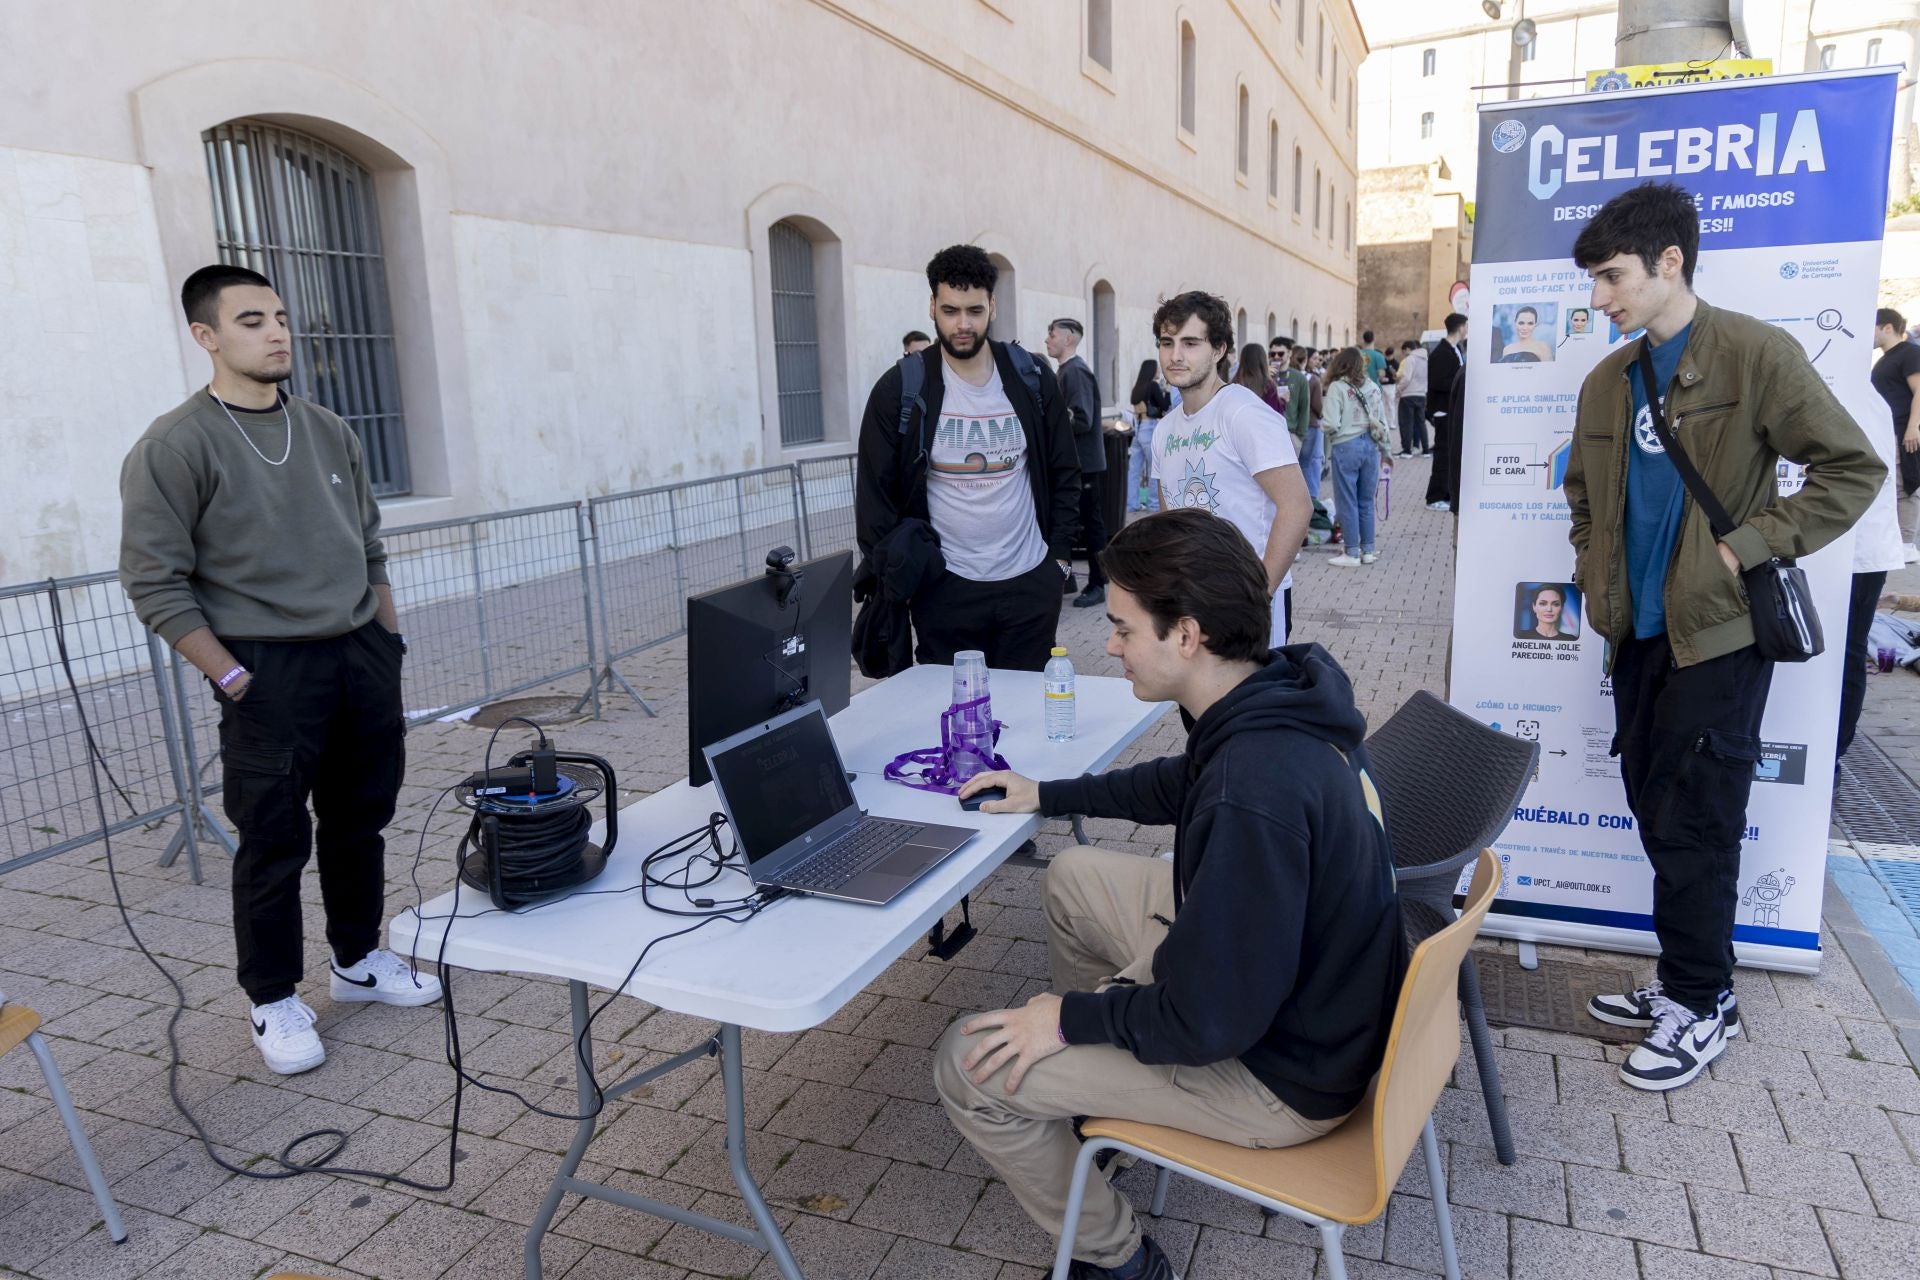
[1482, 1, 1502, 19]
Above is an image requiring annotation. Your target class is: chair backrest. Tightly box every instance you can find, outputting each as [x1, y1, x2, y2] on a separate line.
[1357, 848, 1501, 1218]
[1364, 691, 1538, 873]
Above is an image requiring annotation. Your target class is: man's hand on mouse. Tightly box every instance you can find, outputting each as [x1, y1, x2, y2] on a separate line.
[957, 770, 1041, 814]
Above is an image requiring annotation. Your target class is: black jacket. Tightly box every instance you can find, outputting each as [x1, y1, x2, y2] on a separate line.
[1058, 354, 1106, 474]
[855, 342, 1082, 572]
[852, 518, 943, 679]
[1426, 338, 1463, 425]
[1041, 646, 1407, 1120]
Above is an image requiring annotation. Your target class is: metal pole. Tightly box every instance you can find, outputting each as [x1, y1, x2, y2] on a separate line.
[734, 475, 752, 577]
[573, 504, 602, 720]
[170, 651, 236, 858]
[147, 633, 201, 883]
[1615, 0, 1732, 65]
[788, 464, 809, 561]
[468, 520, 494, 703]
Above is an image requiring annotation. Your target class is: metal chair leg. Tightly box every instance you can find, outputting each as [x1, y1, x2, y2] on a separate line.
[1317, 1221, 1349, 1280]
[1148, 1166, 1170, 1217]
[28, 1032, 126, 1243]
[1422, 1119, 1460, 1280]
[1051, 1141, 1106, 1279]
[1458, 958, 1516, 1165]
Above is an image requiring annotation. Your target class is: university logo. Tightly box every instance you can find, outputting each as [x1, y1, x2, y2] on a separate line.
[1778, 262, 1799, 280]
[1490, 119, 1527, 154]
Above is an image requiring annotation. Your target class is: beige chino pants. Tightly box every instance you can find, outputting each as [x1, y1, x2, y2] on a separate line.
[933, 845, 1341, 1269]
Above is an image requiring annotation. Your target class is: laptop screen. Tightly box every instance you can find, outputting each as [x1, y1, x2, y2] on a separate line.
[709, 706, 856, 862]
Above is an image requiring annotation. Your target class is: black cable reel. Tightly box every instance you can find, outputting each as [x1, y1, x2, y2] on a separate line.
[455, 734, 619, 910]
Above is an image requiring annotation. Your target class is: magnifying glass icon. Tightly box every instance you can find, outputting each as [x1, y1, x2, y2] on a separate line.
[1817, 309, 1853, 337]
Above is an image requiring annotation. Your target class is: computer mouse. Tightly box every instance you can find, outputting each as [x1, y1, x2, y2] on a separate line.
[959, 786, 1007, 812]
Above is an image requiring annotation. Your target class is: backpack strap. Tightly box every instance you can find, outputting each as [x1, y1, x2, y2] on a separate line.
[896, 351, 926, 440]
[1004, 341, 1047, 414]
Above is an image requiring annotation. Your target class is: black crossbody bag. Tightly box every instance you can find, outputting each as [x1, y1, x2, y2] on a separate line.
[1634, 344, 1824, 663]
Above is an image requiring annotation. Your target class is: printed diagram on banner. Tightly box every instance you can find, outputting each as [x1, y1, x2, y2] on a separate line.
[1450, 67, 1898, 974]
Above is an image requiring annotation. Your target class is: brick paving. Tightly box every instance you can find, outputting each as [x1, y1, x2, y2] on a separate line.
[2, 453, 1918, 1278]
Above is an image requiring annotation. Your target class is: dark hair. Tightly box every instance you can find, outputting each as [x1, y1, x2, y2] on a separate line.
[1271, 335, 1294, 350]
[1878, 307, 1907, 332]
[1049, 317, 1083, 338]
[1571, 180, 1700, 286]
[1152, 291, 1235, 381]
[1233, 344, 1273, 396]
[926, 244, 997, 295]
[1327, 346, 1367, 386]
[1130, 359, 1161, 404]
[1444, 313, 1467, 336]
[1530, 583, 1566, 607]
[1100, 509, 1271, 663]
[901, 329, 930, 349]
[1361, 329, 1374, 344]
[1569, 308, 1589, 321]
[1400, 339, 1417, 351]
[181, 264, 274, 328]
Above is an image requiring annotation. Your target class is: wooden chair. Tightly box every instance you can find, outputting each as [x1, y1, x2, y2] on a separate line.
[0, 989, 127, 1244]
[1048, 848, 1502, 1280]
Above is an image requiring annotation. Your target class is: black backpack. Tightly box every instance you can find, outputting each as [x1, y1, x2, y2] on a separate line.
[895, 342, 1047, 452]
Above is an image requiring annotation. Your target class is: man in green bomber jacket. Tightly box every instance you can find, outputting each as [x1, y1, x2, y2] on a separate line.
[1563, 182, 1883, 1093]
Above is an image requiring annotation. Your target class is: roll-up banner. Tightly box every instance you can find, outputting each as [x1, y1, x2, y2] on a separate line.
[1454, 68, 1899, 973]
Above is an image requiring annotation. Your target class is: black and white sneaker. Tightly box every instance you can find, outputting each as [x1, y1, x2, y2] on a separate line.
[1589, 981, 1740, 1039]
[1619, 997, 1725, 1091]
[330, 948, 443, 1007]
[1069, 1233, 1179, 1279]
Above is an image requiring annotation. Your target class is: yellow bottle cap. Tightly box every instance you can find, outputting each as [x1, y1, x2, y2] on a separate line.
[1051, 647, 1068, 656]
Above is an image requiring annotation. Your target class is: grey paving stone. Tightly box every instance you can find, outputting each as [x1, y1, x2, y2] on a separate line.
[683, 1061, 800, 1130]
[774, 1029, 888, 1083]
[1618, 1116, 1746, 1191]
[339, 1198, 495, 1280]
[554, 1168, 697, 1252]
[1858, 1154, 1920, 1223]
[0, 1182, 105, 1272]
[761, 1141, 891, 1221]
[951, 1179, 1057, 1266]
[1708, 1044, 1820, 1093]
[1632, 1241, 1770, 1279]
[649, 1188, 798, 1277]
[257, 1176, 416, 1263]
[1566, 1165, 1697, 1248]
[1554, 1057, 1670, 1119]
[865, 1233, 1004, 1279]
[924, 966, 1028, 1011]
[553, 1244, 685, 1279]
[1736, 1004, 1854, 1058]
[850, 1096, 962, 1167]
[663, 1122, 795, 1197]
[439, 1221, 593, 1279]
[852, 1043, 943, 1105]
[744, 1212, 898, 1279]
[765, 1080, 888, 1147]
[105, 1138, 232, 1216]
[1381, 1190, 1509, 1278]
[1818, 1207, 1920, 1280]
[29, 1204, 202, 1280]
[1442, 1145, 1568, 1223]
[1729, 1134, 1873, 1214]
[851, 996, 963, 1049]
[1180, 1223, 1318, 1279]
[1663, 1079, 1786, 1141]
[1773, 1093, 1908, 1158]
[1107, 1159, 1272, 1236]
[1805, 1051, 1920, 1112]
[1446, 1093, 1620, 1168]
[128, 1228, 283, 1280]
[849, 1160, 984, 1245]
[1688, 1186, 1836, 1275]
[1508, 1217, 1639, 1280]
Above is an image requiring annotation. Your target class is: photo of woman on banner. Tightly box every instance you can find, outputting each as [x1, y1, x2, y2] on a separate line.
[1514, 582, 1581, 641]
[1491, 302, 1557, 363]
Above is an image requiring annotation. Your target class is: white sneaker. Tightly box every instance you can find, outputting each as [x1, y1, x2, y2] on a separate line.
[1327, 554, 1363, 567]
[1426, 500, 1451, 512]
[1905, 544, 1919, 565]
[330, 949, 444, 1007]
[250, 995, 325, 1075]
[1360, 552, 1379, 565]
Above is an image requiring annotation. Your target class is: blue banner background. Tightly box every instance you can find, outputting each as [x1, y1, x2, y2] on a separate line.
[1474, 71, 1899, 265]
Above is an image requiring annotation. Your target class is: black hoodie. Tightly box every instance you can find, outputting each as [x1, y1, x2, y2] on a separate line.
[1041, 644, 1407, 1120]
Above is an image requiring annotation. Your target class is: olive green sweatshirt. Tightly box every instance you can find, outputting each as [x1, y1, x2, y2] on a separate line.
[119, 390, 389, 646]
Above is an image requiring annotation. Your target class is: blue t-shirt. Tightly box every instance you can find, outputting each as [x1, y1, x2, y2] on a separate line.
[1625, 324, 1692, 639]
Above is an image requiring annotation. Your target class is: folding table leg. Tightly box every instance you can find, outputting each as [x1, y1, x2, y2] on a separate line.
[722, 1023, 803, 1280]
[524, 981, 597, 1280]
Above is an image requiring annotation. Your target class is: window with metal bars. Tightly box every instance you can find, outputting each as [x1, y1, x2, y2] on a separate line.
[203, 120, 410, 495]
[768, 220, 826, 447]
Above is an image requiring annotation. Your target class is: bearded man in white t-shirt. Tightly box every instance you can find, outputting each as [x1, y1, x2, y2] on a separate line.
[1152, 291, 1314, 643]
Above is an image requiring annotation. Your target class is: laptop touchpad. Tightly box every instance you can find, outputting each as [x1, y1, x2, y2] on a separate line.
[872, 846, 936, 878]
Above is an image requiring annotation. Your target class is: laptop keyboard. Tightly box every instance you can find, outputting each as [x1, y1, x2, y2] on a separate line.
[779, 818, 921, 891]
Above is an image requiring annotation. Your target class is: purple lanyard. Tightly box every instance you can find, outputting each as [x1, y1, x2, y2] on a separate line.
[884, 693, 1010, 794]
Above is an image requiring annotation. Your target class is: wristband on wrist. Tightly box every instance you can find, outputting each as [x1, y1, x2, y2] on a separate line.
[1056, 1024, 1067, 1046]
[216, 666, 247, 689]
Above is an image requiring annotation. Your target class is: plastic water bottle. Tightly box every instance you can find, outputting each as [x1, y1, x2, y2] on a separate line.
[1044, 646, 1076, 741]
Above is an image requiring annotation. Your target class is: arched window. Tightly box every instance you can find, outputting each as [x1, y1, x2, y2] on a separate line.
[1236, 85, 1251, 177]
[1348, 76, 1355, 131]
[1311, 320, 1319, 347]
[1313, 164, 1322, 229]
[1344, 198, 1353, 251]
[1291, 315, 1299, 340]
[1331, 47, 1339, 101]
[1296, 1, 1306, 45]
[1292, 146, 1304, 214]
[1266, 311, 1277, 342]
[768, 219, 829, 445]
[1422, 48, 1436, 77]
[1820, 44, 1836, 71]
[1179, 22, 1197, 134]
[1237, 307, 1248, 347]
[1316, 11, 1326, 78]
[987, 252, 1018, 342]
[1086, 0, 1113, 71]
[1868, 38, 1884, 66]
[1092, 279, 1117, 406]
[1421, 111, 1435, 139]
[204, 119, 410, 492]
[1268, 121, 1280, 199]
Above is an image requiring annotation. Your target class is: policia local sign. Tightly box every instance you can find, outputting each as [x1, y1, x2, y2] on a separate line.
[1452, 68, 1898, 973]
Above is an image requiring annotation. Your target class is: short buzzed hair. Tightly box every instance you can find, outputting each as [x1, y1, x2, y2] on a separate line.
[181, 264, 274, 328]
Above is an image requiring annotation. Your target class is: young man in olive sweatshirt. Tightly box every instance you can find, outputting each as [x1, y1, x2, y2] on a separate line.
[940, 509, 1406, 1280]
[120, 265, 439, 1078]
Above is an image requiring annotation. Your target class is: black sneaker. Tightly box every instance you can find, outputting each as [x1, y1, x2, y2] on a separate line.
[1069, 1234, 1179, 1279]
[1619, 997, 1726, 1091]
[1073, 584, 1106, 608]
[1589, 982, 1740, 1039]
[1063, 572, 1078, 595]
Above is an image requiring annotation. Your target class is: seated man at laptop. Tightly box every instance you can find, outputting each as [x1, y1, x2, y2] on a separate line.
[938, 508, 1407, 1280]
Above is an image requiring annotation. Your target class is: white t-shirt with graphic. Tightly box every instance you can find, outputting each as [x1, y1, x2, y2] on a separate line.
[926, 360, 1049, 583]
[1154, 383, 1300, 643]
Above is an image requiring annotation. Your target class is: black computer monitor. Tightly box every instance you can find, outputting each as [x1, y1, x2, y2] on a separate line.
[686, 548, 853, 787]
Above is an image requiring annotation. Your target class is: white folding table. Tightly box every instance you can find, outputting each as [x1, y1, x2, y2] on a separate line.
[391, 665, 1169, 1278]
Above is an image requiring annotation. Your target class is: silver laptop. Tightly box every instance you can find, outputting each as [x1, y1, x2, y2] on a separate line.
[702, 701, 976, 905]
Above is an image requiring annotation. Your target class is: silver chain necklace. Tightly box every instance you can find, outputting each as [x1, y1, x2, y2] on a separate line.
[209, 388, 291, 466]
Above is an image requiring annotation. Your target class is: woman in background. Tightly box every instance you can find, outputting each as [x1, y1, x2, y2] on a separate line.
[1322, 346, 1393, 567]
[1233, 344, 1287, 419]
[1127, 359, 1171, 512]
